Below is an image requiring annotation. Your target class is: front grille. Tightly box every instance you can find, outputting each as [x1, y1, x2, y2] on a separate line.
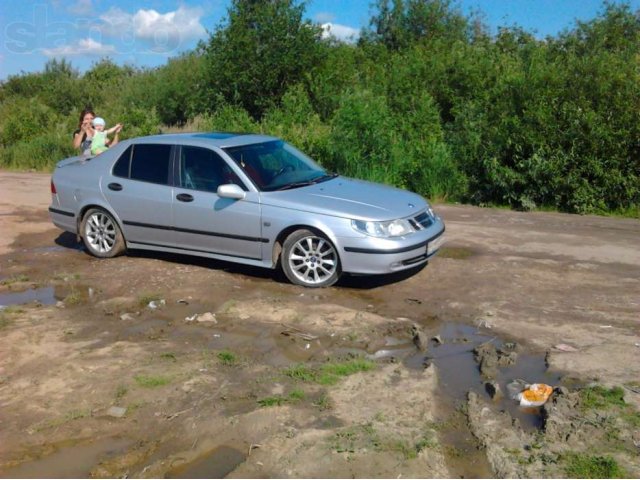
[409, 211, 433, 230]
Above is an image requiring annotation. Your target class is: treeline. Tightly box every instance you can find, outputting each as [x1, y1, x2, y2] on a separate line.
[1, 0, 638, 215]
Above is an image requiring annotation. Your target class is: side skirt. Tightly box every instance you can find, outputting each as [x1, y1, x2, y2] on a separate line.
[126, 241, 274, 270]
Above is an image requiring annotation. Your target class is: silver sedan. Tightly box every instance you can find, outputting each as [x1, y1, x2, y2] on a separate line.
[49, 133, 445, 287]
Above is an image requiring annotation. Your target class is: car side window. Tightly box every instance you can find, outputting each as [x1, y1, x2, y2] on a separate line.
[129, 144, 172, 185]
[180, 146, 246, 193]
[112, 146, 132, 178]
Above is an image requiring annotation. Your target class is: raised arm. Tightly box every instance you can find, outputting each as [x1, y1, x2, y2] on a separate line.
[105, 123, 123, 135]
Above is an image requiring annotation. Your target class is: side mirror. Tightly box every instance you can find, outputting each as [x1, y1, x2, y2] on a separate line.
[217, 184, 246, 200]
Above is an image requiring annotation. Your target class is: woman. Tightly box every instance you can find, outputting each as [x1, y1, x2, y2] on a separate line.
[73, 108, 120, 155]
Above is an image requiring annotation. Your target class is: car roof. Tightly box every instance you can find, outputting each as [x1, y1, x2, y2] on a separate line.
[126, 132, 279, 149]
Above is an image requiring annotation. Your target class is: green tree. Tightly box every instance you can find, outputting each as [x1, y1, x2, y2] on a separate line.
[203, 0, 324, 119]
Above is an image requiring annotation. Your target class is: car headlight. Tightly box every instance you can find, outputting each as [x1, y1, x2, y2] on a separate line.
[351, 219, 414, 238]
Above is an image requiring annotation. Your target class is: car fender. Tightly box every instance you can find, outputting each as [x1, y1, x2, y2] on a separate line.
[76, 189, 126, 239]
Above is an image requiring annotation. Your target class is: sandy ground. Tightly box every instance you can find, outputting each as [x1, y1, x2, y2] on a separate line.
[0, 171, 639, 478]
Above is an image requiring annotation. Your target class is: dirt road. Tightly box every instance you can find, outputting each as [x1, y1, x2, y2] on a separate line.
[1, 171, 639, 478]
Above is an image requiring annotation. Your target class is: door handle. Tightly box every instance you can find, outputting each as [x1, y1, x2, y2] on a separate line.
[176, 193, 194, 202]
[108, 183, 123, 191]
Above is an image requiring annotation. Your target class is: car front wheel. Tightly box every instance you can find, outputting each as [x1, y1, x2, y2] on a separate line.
[80, 208, 126, 258]
[282, 229, 341, 287]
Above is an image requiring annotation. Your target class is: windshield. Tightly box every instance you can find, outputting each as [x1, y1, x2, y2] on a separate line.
[223, 140, 332, 191]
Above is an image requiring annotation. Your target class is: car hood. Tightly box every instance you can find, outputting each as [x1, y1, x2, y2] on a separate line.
[261, 177, 428, 221]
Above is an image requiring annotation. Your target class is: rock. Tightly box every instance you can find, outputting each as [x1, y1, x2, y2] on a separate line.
[474, 343, 499, 378]
[554, 386, 569, 396]
[107, 406, 127, 418]
[497, 349, 518, 367]
[197, 312, 217, 323]
[55, 301, 65, 308]
[431, 335, 443, 345]
[485, 381, 503, 400]
[412, 324, 429, 352]
[147, 299, 166, 309]
[119, 313, 134, 321]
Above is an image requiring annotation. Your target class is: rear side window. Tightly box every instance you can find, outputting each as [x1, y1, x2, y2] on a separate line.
[130, 144, 172, 185]
[112, 146, 132, 178]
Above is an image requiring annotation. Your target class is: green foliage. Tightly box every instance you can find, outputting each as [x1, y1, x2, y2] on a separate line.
[217, 350, 238, 366]
[134, 374, 171, 388]
[317, 359, 376, 385]
[0, 1, 637, 215]
[580, 386, 626, 410]
[282, 358, 376, 385]
[562, 453, 627, 479]
[0, 274, 29, 285]
[257, 389, 306, 407]
[203, 0, 324, 119]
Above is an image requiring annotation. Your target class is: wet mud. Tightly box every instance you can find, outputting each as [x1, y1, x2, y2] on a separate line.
[1, 174, 639, 478]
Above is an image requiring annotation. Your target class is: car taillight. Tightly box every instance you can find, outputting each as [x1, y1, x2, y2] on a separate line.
[50, 179, 57, 194]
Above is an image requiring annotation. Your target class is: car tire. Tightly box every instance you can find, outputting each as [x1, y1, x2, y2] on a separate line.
[281, 229, 341, 287]
[80, 208, 126, 258]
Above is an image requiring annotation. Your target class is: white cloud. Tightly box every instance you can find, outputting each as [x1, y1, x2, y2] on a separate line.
[321, 23, 360, 43]
[42, 38, 116, 57]
[99, 6, 206, 42]
[67, 0, 93, 16]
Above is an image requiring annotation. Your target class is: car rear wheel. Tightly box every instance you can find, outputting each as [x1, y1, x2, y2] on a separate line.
[81, 208, 126, 258]
[282, 229, 341, 287]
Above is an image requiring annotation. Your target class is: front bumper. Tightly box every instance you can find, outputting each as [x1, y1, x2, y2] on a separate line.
[338, 218, 445, 274]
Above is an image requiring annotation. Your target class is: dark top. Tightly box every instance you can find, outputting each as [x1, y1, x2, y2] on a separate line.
[73, 129, 93, 155]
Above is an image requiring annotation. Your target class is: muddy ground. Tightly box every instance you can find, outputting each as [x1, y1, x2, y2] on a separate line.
[0, 171, 639, 478]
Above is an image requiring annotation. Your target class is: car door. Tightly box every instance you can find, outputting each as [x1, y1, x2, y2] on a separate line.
[172, 145, 263, 260]
[101, 143, 176, 247]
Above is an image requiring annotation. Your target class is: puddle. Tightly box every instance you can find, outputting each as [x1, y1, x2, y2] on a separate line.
[0, 286, 62, 307]
[405, 322, 562, 431]
[165, 446, 246, 478]
[0, 438, 132, 478]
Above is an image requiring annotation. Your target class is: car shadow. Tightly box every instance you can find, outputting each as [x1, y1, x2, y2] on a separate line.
[53, 232, 426, 289]
[54, 232, 84, 250]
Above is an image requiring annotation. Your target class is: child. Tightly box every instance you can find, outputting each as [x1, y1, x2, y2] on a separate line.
[91, 117, 123, 155]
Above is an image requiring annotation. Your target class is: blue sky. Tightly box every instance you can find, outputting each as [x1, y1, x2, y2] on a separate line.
[1, 0, 638, 79]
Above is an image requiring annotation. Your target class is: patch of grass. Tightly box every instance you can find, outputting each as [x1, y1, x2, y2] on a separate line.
[621, 410, 640, 427]
[160, 352, 177, 362]
[437, 246, 473, 260]
[317, 359, 375, 386]
[30, 408, 90, 432]
[563, 453, 627, 479]
[257, 395, 286, 407]
[114, 384, 128, 400]
[0, 274, 29, 285]
[283, 364, 316, 382]
[283, 359, 376, 386]
[217, 350, 238, 366]
[63, 288, 84, 306]
[258, 389, 306, 407]
[331, 429, 358, 453]
[312, 393, 332, 411]
[134, 374, 171, 388]
[137, 293, 162, 307]
[0, 314, 11, 330]
[1, 305, 24, 315]
[288, 389, 306, 402]
[580, 386, 626, 410]
[387, 439, 418, 460]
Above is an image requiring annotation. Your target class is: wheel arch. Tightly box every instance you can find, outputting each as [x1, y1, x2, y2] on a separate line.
[77, 203, 126, 243]
[271, 224, 340, 267]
